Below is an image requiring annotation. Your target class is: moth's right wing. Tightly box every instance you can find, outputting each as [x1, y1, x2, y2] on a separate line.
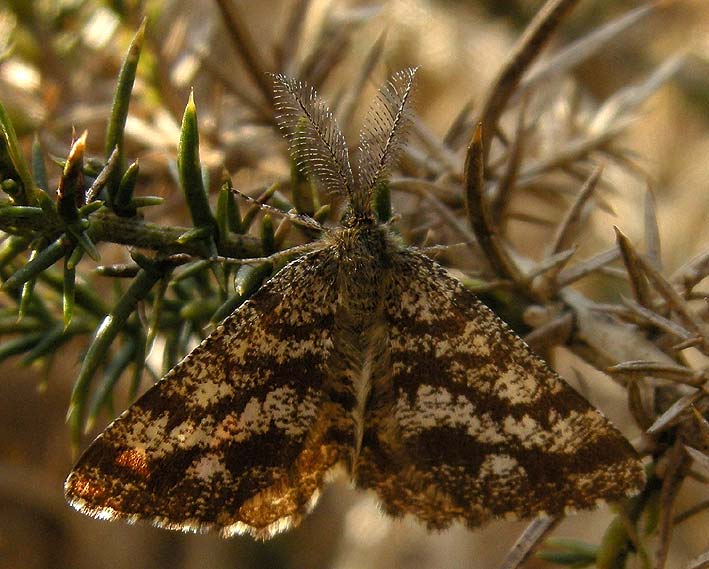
[357, 250, 644, 530]
[65, 247, 351, 539]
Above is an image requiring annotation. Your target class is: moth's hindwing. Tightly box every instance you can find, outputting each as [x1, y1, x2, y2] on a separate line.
[65, 248, 348, 539]
[356, 250, 645, 530]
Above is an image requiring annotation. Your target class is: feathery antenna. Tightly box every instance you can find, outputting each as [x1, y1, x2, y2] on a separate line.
[356, 67, 418, 214]
[272, 74, 355, 203]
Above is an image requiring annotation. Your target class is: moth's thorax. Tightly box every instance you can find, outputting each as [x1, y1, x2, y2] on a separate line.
[326, 220, 396, 317]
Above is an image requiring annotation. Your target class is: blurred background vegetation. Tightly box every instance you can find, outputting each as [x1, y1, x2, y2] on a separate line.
[0, 1, 707, 568]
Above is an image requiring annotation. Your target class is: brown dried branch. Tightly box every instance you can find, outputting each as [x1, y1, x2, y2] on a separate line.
[556, 247, 620, 287]
[492, 96, 528, 228]
[644, 186, 662, 270]
[672, 252, 709, 297]
[213, 0, 274, 103]
[636, 253, 708, 348]
[519, 120, 629, 181]
[656, 442, 691, 569]
[524, 312, 574, 353]
[464, 124, 533, 297]
[549, 165, 604, 255]
[620, 296, 695, 342]
[273, 0, 310, 70]
[518, 3, 656, 96]
[647, 391, 707, 436]
[607, 361, 707, 387]
[686, 549, 709, 569]
[335, 31, 387, 130]
[477, 0, 581, 162]
[627, 379, 654, 430]
[615, 226, 654, 309]
[498, 516, 560, 569]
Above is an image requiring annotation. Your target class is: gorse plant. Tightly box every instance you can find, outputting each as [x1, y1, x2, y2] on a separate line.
[0, 1, 707, 568]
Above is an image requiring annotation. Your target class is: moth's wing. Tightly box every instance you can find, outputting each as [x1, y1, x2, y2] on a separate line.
[65, 248, 348, 539]
[356, 250, 645, 530]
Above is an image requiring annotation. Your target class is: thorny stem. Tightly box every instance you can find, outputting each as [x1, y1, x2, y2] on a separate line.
[0, 209, 261, 260]
[463, 124, 538, 301]
[477, 0, 581, 164]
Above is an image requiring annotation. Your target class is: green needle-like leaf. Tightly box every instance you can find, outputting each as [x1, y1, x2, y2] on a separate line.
[31, 136, 49, 193]
[67, 265, 162, 452]
[20, 324, 67, 366]
[260, 214, 275, 256]
[217, 177, 242, 237]
[63, 251, 76, 328]
[86, 340, 137, 432]
[2, 238, 66, 292]
[178, 91, 215, 230]
[114, 159, 139, 217]
[18, 247, 41, 320]
[105, 19, 146, 206]
[0, 331, 44, 364]
[0, 99, 41, 206]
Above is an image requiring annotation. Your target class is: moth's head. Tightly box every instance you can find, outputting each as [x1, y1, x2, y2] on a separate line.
[340, 202, 376, 228]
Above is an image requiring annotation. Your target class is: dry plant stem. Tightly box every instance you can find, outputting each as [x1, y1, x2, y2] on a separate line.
[617, 508, 652, 567]
[389, 177, 461, 206]
[531, 248, 577, 281]
[687, 549, 709, 569]
[213, 0, 273, 104]
[517, 3, 655, 97]
[464, 124, 534, 299]
[0, 210, 261, 259]
[498, 516, 560, 569]
[644, 186, 662, 270]
[672, 251, 709, 296]
[556, 247, 620, 287]
[274, 0, 310, 70]
[549, 164, 603, 255]
[627, 379, 654, 430]
[674, 499, 709, 525]
[86, 147, 120, 203]
[336, 31, 386, 130]
[443, 98, 474, 149]
[477, 0, 581, 162]
[615, 226, 654, 309]
[562, 289, 676, 365]
[524, 313, 574, 353]
[493, 96, 528, 229]
[519, 120, 628, 181]
[194, 46, 272, 122]
[608, 361, 706, 387]
[410, 116, 461, 175]
[635, 253, 708, 349]
[657, 442, 691, 569]
[647, 391, 707, 436]
[619, 296, 695, 343]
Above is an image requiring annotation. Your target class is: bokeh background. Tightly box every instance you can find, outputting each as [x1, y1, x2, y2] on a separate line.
[0, 1, 707, 568]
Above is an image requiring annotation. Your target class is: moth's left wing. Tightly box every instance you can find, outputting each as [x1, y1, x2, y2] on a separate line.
[65, 248, 349, 539]
[356, 250, 644, 530]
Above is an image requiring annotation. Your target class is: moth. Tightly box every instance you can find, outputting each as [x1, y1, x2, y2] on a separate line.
[65, 68, 644, 539]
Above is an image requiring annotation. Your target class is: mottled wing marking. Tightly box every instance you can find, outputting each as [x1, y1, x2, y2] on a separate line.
[65, 248, 348, 539]
[356, 250, 645, 530]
